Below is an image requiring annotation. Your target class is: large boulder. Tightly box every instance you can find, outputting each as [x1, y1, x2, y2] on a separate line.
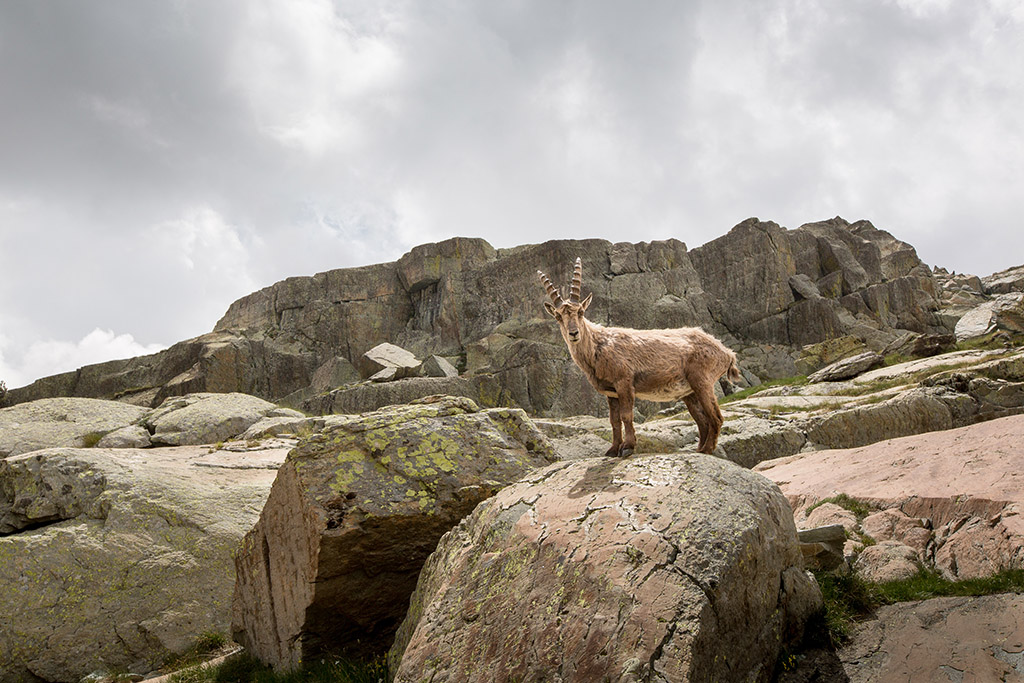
[806, 351, 884, 383]
[954, 292, 1024, 341]
[756, 414, 1024, 580]
[0, 444, 286, 682]
[357, 342, 422, 380]
[231, 396, 556, 669]
[0, 398, 148, 458]
[389, 453, 822, 682]
[143, 392, 303, 446]
[982, 263, 1024, 295]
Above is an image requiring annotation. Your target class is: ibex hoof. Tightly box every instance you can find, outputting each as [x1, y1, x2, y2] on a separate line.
[618, 446, 634, 458]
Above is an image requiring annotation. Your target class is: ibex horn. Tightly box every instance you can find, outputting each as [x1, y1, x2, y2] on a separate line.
[537, 270, 564, 306]
[570, 257, 583, 303]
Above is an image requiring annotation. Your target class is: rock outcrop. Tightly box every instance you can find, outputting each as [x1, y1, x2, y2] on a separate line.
[0, 393, 305, 458]
[0, 398, 148, 458]
[7, 218, 953, 417]
[231, 396, 556, 669]
[389, 453, 822, 682]
[756, 413, 1024, 580]
[0, 444, 286, 683]
[141, 392, 303, 446]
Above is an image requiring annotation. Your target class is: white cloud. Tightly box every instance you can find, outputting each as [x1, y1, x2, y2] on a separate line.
[0, 329, 166, 390]
[227, 0, 402, 156]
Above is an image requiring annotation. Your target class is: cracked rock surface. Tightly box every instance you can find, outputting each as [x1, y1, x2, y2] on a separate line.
[757, 413, 1024, 580]
[230, 396, 556, 669]
[0, 444, 286, 683]
[389, 452, 821, 683]
[841, 594, 1024, 682]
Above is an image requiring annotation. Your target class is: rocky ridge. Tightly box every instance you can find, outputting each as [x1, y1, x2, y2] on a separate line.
[6, 217, 958, 417]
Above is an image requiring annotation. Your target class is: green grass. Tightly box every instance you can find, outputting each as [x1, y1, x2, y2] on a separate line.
[954, 331, 1023, 352]
[815, 568, 1024, 645]
[169, 653, 388, 683]
[80, 431, 106, 448]
[162, 632, 231, 677]
[719, 375, 808, 404]
[805, 493, 874, 521]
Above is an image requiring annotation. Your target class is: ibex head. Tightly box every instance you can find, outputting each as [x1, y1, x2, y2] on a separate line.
[537, 257, 593, 344]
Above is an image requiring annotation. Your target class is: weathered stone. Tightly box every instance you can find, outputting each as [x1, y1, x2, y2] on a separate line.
[982, 263, 1024, 295]
[882, 332, 956, 359]
[861, 509, 932, 557]
[802, 502, 857, 532]
[716, 416, 808, 467]
[95, 424, 152, 449]
[955, 292, 1024, 341]
[0, 445, 284, 682]
[231, 396, 556, 668]
[797, 524, 846, 571]
[0, 398, 148, 458]
[369, 366, 400, 382]
[807, 351, 884, 383]
[789, 273, 822, 300]
[310, 356, 359, 391]
[421, 355, 459, 378]
[841, 594, 1024, 682]
[144, 393, 302, 446]
[240, 416, 323, 441]
[854, 541, 921, 582]
[357, 342, 422, 380]
[802, 387, 976, 449]
[389, 453, 822, 682]
[794, 336, 867, 376]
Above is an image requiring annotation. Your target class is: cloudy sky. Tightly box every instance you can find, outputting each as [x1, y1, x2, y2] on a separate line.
[1, 0, 1022, 388]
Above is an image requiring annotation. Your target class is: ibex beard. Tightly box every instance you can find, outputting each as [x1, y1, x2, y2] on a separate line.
[539, 257, 741, 457]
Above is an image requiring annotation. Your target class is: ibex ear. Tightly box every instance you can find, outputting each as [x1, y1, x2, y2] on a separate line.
[580, 293, 593, 311]
[544, 301, 558, 318]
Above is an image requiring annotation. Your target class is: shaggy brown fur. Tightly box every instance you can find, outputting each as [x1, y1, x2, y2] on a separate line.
[539, 258, 740, 456]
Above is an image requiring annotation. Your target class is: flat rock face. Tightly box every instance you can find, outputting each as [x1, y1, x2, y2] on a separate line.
[0, 445, 285, 683]
[389, 453, 821, 683]
[231, 396, 556, 669]
[807, 351, 884, 383]
[841, 594, 1024, 682]
[0, 398, 148, 458]
[756, 414, 1024, 579]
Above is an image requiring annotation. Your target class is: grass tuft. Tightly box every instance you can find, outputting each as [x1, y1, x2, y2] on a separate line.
[805, 493, 874, 521]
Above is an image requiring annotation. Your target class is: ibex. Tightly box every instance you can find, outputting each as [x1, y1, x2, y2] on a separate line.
[539, 257, 740, 456]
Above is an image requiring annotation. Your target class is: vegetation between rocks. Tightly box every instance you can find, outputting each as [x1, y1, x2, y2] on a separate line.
[168, 653, 387, 683]
[805, 493, 875, 521]
[815, 568, 1024, 644]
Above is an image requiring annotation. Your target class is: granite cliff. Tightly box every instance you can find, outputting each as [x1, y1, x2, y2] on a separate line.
[5, 217, 950, 417]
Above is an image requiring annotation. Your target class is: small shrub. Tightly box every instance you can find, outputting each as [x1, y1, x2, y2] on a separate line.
[806, 493, 874, 521]
[0, 379, 7, 406]
[81, 431, 106, 448]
